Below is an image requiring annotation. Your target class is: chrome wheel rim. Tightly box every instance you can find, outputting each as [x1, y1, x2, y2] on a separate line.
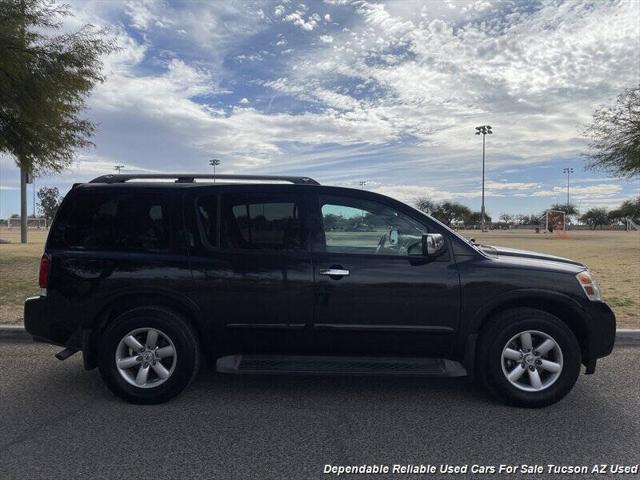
[115, 328, 177, 389]
[501, 330, 563, 392]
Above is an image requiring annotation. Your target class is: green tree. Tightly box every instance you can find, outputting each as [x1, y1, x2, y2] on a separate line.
[36, 186, 61, 224]
[583, 85, 640, 177]
[550, 203, 579, 217]
[499, 213, 513, 224]
[432, 201, 472, 226]
[514, 214, 533, 225]
[415, 196, 437, 215]
[609, 196, 640, 223]
[580, 208, 610, 230]
[0, 0, 115, 242]
[322, 213, 342, 231]
[464, 211, 491, 227]
[465, 211, 482, 226]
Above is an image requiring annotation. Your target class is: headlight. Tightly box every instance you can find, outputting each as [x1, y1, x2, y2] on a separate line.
[576, 271, 602, 301]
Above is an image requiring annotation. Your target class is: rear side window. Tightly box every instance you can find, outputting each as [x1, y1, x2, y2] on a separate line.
[221, 193, 305, 250]
[51, 191, 171, 252]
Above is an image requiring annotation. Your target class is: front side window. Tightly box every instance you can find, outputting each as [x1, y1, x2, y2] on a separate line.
[56, 192, 171, 252]
[221, 194, 305, 250]
[319, 195, 426, 255]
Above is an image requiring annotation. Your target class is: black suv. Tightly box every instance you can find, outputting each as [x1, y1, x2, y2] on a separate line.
[24, 174, 616, 407]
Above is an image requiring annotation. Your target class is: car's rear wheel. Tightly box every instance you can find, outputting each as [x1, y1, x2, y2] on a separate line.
[478, 308, 581, 408]
[98, 306, 200, 404]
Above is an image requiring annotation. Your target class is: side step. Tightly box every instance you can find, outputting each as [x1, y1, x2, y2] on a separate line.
[216, 355, 467, 378]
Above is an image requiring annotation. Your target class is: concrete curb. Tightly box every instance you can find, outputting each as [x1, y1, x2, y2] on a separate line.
[0, 325, 31, 339]
[2, 324, 640, 344]
[615, 329, 640, 346]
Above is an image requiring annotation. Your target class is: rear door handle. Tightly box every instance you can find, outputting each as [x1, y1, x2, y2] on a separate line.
[319, 268, 350, 277]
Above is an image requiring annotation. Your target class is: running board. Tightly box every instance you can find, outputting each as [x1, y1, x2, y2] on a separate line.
[216, 355, 467, 377]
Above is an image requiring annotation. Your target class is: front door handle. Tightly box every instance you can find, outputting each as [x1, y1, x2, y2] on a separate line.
[319, 268, 350, 277]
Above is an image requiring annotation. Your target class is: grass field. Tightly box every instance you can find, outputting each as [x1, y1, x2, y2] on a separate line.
[1, 228, 638, 327]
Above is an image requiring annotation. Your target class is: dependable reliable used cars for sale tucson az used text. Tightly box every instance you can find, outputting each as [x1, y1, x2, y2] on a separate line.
[24, 174, 616, 407]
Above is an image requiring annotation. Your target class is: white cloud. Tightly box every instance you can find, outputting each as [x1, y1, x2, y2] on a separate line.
[4, 0, 636, 218]
[531, 183, 623, 199]
[283, 11, 318, 31]
[565, 184, 623, 198]
[121, 1, 268, 57]
[371, 184, 472, 204]
[484, 181, 540, 191]
[275, 0, 639, 170]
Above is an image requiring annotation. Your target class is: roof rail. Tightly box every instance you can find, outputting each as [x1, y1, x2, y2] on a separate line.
[89, 173, 320, 185]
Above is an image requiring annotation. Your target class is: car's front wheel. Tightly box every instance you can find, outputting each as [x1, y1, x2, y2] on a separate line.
[478, 308, 581, 408]
[98, 306, 200, 404]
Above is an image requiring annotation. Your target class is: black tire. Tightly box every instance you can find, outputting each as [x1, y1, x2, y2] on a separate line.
[477, 308, 581, 408]
[98, 306, 200, 404]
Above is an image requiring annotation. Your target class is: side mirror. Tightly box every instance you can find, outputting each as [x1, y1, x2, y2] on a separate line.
[389, 227, 399, 245]
[422, 233, 445, 257]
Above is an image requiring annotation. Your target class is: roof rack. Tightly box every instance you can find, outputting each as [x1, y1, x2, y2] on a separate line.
[89, 174, 320, 185]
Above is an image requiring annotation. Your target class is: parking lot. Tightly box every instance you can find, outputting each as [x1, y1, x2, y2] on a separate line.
[1, 339, 638, 480]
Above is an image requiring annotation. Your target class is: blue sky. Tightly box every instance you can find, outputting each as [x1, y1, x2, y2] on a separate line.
[0, 0, 639, 218]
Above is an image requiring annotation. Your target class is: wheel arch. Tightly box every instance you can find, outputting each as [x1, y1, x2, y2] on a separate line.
[463, 290, 590, 374]
[83, 290, 206, 370]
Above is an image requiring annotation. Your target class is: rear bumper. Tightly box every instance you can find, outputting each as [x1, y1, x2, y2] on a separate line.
[24, 296, 81, 347]
[584, 301, 616, 361]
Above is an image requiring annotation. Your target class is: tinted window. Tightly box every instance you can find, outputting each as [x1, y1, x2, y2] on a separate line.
[221, 194, 304, 250]
[319, 195, 426, 255]
[53, 191, 171, 252]
[197, 195, 218, 246]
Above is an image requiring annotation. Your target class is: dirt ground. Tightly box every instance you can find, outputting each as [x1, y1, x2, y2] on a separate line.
[1, 228, 638, 328]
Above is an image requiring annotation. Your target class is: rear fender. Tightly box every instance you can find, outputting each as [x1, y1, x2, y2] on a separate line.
[82, 289, 205, 370]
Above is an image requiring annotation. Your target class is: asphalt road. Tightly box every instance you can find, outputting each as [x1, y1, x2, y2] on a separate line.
[1, 340, 638, 480]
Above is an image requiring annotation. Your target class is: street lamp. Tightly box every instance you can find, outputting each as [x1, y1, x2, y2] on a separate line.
[114, 164, 125, 174]
[359, 180, 368, 190]
[562, 167, 574, 210]
[209, 159, 221, 183]
[475, 125, 493, 232]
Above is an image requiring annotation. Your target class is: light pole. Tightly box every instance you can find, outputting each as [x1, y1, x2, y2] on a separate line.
[563, 167, 574, 209]
[475, 125, 493, 232]
[114, 164, 125, 174]
[359, 180, 368, 190]
[209, 159, 221, 183]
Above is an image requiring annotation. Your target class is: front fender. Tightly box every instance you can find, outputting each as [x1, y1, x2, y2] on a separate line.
[459, 289, 592, 375]
[466, 288, 588, 335]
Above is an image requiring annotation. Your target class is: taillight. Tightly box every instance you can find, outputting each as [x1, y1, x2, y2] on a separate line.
[39, 254, 50, 292]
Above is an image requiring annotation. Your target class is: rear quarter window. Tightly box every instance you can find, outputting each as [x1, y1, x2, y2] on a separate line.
[49, 190, 172, 252]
